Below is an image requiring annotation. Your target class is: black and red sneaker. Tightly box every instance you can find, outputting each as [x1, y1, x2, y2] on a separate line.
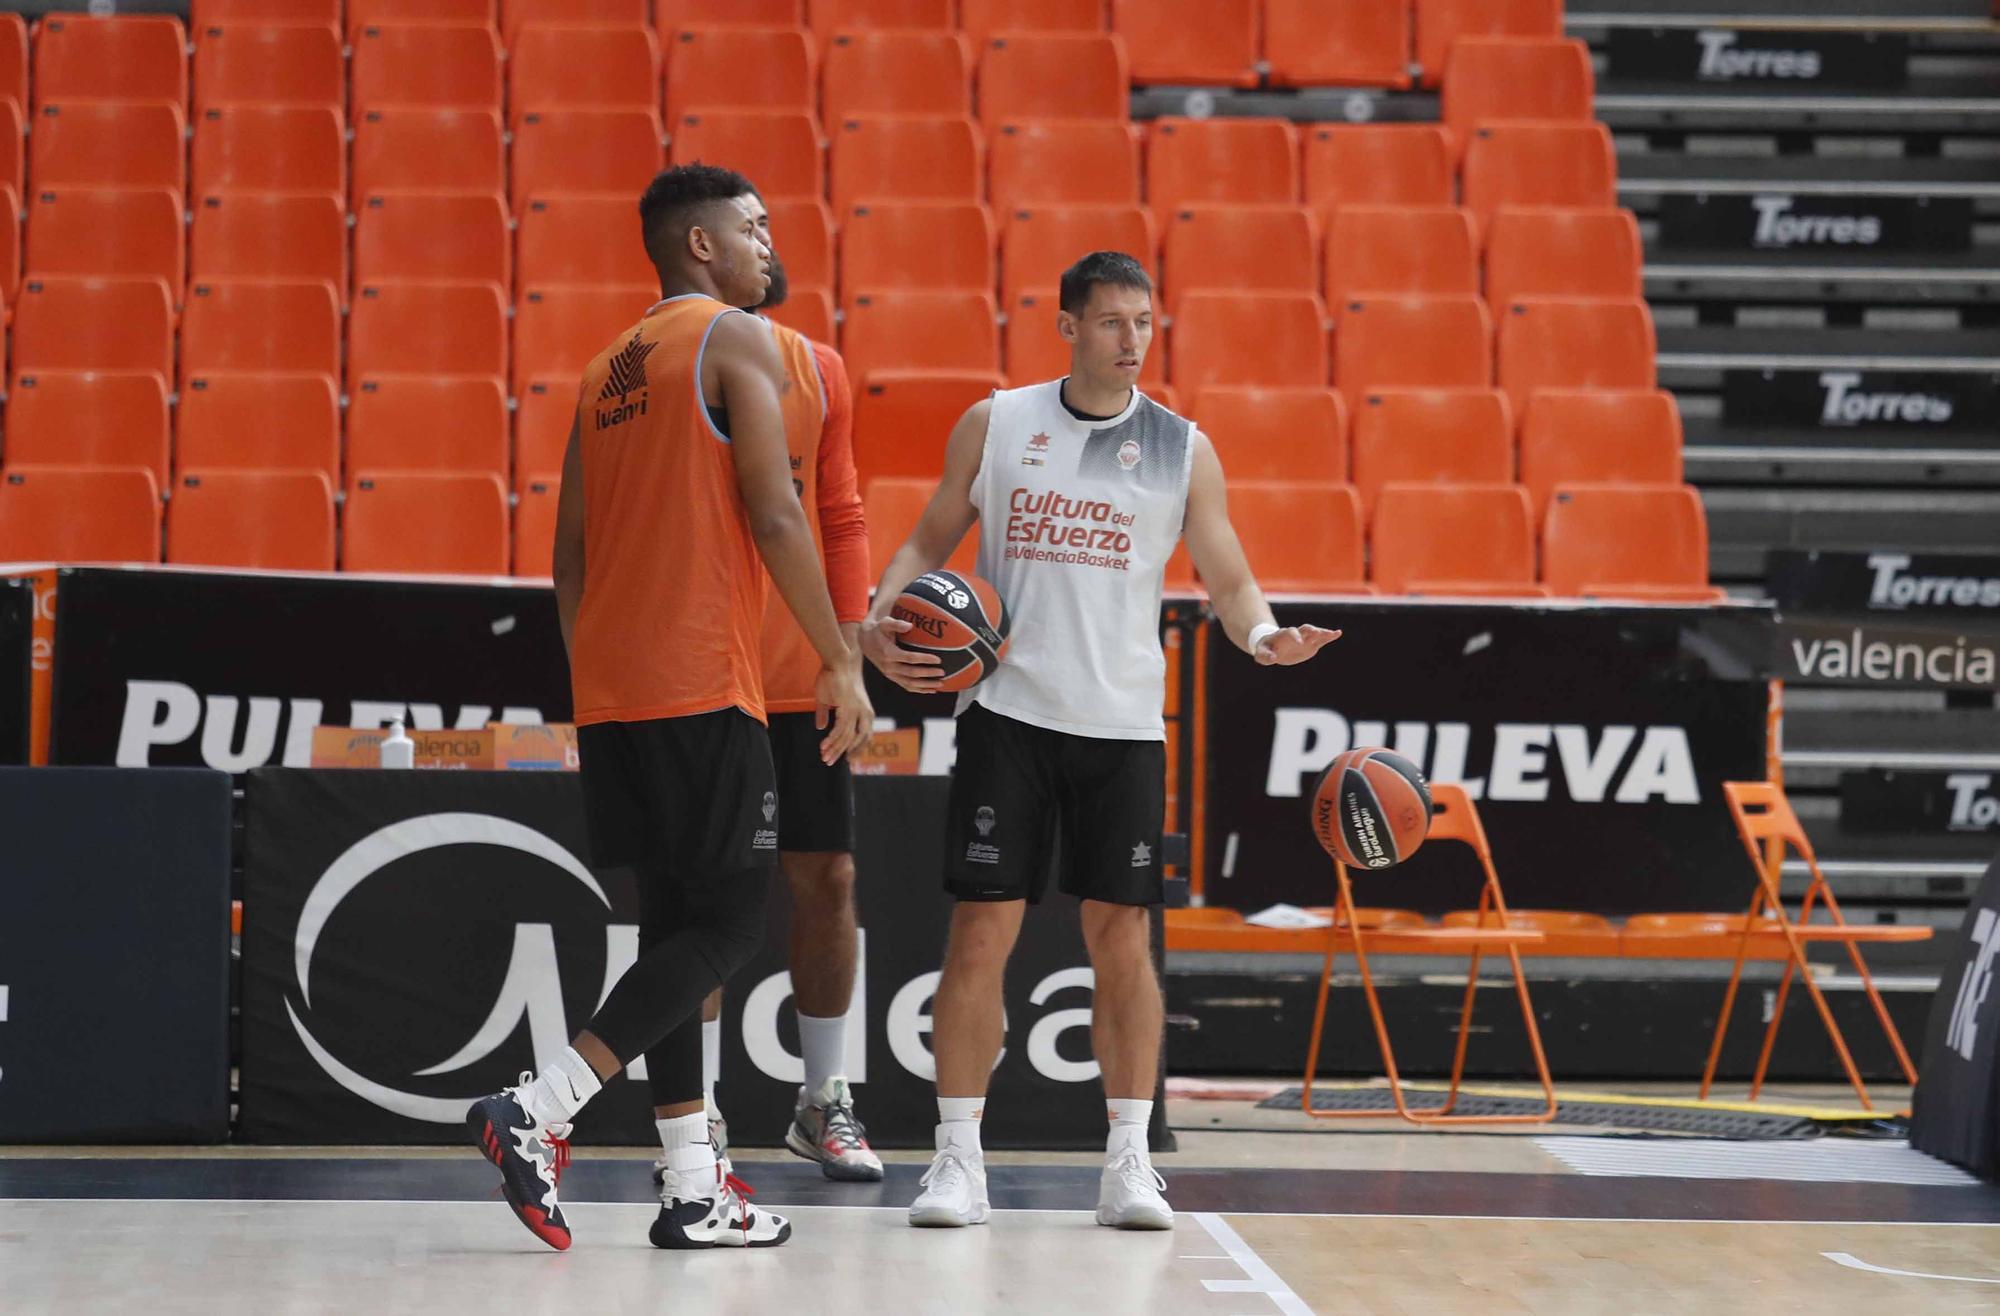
[469, 1076, 573, 1252]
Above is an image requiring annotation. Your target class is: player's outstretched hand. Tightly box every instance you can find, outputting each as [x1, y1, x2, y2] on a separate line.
[859, 615, 947, 694]
[1255, 624, 1342, 666]
[814, 659, 874, 765]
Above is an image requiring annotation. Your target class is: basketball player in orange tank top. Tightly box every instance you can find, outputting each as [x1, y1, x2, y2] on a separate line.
[464, 164, 870, 1254]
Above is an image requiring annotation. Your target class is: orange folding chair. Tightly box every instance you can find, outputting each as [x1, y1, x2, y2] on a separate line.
[1302, 784, 1557, 1123]
[1701, 781, 1929, 1110]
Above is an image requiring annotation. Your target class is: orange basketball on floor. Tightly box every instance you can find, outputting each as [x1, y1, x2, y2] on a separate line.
[1310, 748, 1432, 869]
[889, 569, 1011, 692]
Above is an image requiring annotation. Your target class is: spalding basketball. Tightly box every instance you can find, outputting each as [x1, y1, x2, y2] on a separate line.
[890, 569, 1012, 692]
[1310, 748, 1433, 870]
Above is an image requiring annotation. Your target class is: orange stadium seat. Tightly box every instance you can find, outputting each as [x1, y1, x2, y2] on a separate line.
[844, 289, 1000, 385]
[1304, 125, 1453, 214]
[670, 110, 824, 200]
[1005, 287, 1166, 389]
[347, 0, 494, 29]
[665, 26, 816, 127]
[193, 0, 341, 21]
[961, 0, 1103, 44]
[1542, 485, 1717, 601]
[1519, 390, 1684, 517]
[1112, 0, 1257, 87]
[516, 195, 656, 294]
[509, 23, 660, 128]
[1000, 204, 1156, 306]
[767, 287, 836, 343]
[1371, 484, 1538, 595]
[352, 108, 506, 201]
[1172, 291, 1328, 393]
[1484, 208, 1645, 312]
[1497, 297, 1658, 415]
[179, 279, 341, 384]
[506, 0, 649, 42]
[1265, 0, 1410, 88]
[168, 469, 336, 572]
[1161, 206, 1317, 313]
[1147, 118, 1298, 213]
[1414, 0, 1562, 87]
[0, 466, 161, 564]
[351, 23, 503, 113]
[841, 201, 995, 308]
[514, 473, 561, 577]
[768, 197, 836, 293]
[514, 377, 579, 491]
[25, 188, 185, 295]
[978, 32, 1127, 128]
[4, 371, 171, 484]
[31, 102, 186, 191]
[1189, 387, 1348, 483]
[511, 110, 665, 211]
[1350, 389, 1514, 517]
[192, 22, 345, 112]
[812, 0, 954, 36]
[823, 31, 971, 122]
[513, 283, 654, 396]
[1323, 206, 1478, 313]
[344, 471, 511, 576]
[865, 477, 976, 574]
[32, 15, 188, 109]
[11, 276, 174, 383]
[354, 191, 512, 290]
[1332, 295, 1490, 409]
[0, 13, 25, 114]
[659, 0, 804, 35]
[190, 192, 347, 297]
[0, 98, 21, 197]
[829, 115, 984, 213]
[349, 376, 511, 480]
[0, 185, 20, 301]
[1214, 482, 1367, 593]
[177, 373, 342, 483]
[1442, 38, 1595, 152]
[1462, 123, 1619, 232]
[349, 281, 511, 392]
[989, 121, 1139, 206]
[853, 370, 1004, 484]
[192, 105, 346, 198]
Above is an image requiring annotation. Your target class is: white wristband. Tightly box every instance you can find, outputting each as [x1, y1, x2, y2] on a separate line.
[1247, 622, 1279, 653]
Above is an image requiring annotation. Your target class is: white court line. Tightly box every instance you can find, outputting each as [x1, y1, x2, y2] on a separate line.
[1192, 1212, 1314, 1316]
[1824, 1252, 2000, 1285]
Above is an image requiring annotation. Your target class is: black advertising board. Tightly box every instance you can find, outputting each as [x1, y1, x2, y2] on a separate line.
[0, 577, 29, 765]
[1203, 602, 1771, 916]
[0, 767, 233, 1142]
[1775, 617, 1998, 692]
[1768, 550, 2000, 616]
[1658, 194, 1972, 255]
[49, 567, 571, 769]
[240, 770, 1127, 1149]
[1607, 27, 1908, 91]
[1722, 369, 1999, 434]
[1912, 851, 2000, 1180]
[1843, 771, 2000, 835]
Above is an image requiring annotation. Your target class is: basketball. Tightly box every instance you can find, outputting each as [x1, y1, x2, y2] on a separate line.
[1309, 748, 1433, 870]
[890, 569, 1012, 692]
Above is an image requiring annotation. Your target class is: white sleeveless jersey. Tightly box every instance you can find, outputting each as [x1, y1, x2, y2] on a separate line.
[960, 380, 1196, 741]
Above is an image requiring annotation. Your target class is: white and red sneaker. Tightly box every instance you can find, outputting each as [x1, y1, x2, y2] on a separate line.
[651, 1163, 791, 1249]
[468, 1075, 573, 1251]
[785, 1077, 884, 1182]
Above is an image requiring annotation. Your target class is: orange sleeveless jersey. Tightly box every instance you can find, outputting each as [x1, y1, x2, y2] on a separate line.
[570, 295, 821, 726]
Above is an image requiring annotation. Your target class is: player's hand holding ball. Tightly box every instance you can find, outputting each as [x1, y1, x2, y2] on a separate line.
[1254, 624, 1342, 666]
[861, 614, 947, 693]
[864, 570, 1012, 695]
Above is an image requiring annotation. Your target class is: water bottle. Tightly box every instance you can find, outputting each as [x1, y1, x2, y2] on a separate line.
[380, 717, 415, 769]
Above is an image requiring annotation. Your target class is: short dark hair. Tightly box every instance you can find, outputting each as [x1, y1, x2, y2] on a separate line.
[1058, 250, 1153, 315]
[638, 162, 758, 269]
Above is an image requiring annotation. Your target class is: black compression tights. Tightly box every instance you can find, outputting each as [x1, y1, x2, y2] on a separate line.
[585, 862, 770, 1107]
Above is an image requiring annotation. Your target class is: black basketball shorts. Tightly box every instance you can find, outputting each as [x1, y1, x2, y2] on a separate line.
[943, 703, 1166, 906]
[578, 707, 780, 874]
[766, 711, 856, 853]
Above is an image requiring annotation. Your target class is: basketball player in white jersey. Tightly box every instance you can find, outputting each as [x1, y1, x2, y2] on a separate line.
[859, 251, 1340, 1229]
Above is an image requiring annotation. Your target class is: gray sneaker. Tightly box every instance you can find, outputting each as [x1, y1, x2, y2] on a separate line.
[785, 1077, 885, 1182]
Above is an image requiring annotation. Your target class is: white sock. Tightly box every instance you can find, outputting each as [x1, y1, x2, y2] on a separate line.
[522, 1047, 602, 1125]
[797, 1011, 846, 1100]
[937, 1096, 984, 1154]
[1107, 1097, 1152, 1156]
[657, 1111, 717, 1179]
[702, 1017, 721, 1112]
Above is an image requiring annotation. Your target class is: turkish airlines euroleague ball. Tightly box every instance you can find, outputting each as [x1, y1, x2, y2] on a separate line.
[1310, 748, 1433, 870]
[890, 569, 1012, 692]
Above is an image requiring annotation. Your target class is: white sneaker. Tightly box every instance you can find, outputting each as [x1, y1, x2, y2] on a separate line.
[786, 1077, 885, 1182]
[652, 1113, 730, 1186]
[907, 1140, 989, 1227]
[651, 1162, 790, 1249]
[1096, 1147, 1173, 1230]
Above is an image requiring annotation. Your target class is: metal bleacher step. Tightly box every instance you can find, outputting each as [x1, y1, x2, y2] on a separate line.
[1571, 0, 1997, 27]
[1698, 485, 2000, 577]
[1620, 154, 2000, 205]
[1682, 426, 2000, 487]
[1646, 248, 2000, 305]
[1656, 323, 2000, 381]
[1597, 79, 2000, 134]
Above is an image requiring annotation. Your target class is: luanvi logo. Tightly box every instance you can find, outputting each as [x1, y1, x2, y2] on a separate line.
[596, 333, 658, 428]
[1753, 196, 1880, 249]
[1697, 29, 1822, 80]
[1867, 554, 2000, 610]
[1820, 372, 1953, 426]
[1946, 908, 2000, 1063]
